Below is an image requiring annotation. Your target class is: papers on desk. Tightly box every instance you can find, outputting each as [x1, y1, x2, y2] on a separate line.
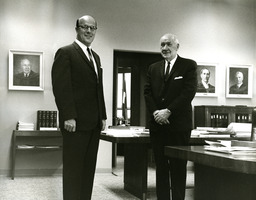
[226, 123, 251, 137]
[192, 123, 252, 138]
[102, 129, 149, 137]
[204, 140, 256, 157]
[191, 127, 231, 138]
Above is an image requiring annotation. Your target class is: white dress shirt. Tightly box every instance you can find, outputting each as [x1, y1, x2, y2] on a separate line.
[75, 39, 98, 75]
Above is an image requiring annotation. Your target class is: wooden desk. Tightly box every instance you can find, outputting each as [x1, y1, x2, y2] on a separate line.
[165, 145, 256, 200]
[100, 133, 150, 200]
[12, 130, 62, 179]
[100, 133, 249, 200]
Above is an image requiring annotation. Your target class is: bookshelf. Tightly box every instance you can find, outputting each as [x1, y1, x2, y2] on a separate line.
[12, 130, 62, 179]
[194, 105, 254, 128]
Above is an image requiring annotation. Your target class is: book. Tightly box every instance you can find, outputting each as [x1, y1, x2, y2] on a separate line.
[37, 110, 58, 130]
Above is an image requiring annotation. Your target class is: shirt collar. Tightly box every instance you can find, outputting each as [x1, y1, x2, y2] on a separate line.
[75, 39, 91, 50]
[165, 54, 178, 66]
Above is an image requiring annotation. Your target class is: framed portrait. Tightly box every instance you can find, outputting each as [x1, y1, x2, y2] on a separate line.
[226, 64, 253, 98]
[8, 50, 44, 91]
[196, 63, 218, 97]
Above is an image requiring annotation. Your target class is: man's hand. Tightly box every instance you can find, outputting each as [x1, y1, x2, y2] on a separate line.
[64, 119, 76, 132]
[101, 120, 106, 131]
[153, 109, 171, 125]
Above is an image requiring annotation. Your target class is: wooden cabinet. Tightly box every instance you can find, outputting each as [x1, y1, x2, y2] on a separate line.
[12, 130, 62, 179]
[194, 105, 254, 128]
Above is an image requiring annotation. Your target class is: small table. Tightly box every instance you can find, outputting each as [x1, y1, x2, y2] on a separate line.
[12, 130, 62, 179]
[100, 133, 150, 200]
[165, 145, 256, 200]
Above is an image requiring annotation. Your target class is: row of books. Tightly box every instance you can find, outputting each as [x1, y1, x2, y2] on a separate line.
[235, 114, 251, 123]
[210, 113, 229, 128]
[17, 110, 58, 131]
[37, 110, 58, 130]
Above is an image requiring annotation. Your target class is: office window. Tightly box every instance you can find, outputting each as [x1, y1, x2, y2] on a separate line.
[117, 72, 131, 125]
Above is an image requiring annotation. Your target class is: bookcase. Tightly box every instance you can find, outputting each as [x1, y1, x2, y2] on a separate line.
[194, 105, 254, 128]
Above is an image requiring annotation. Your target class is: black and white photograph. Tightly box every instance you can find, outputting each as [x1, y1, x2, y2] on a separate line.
[1, 1, 256, 200]
[226, 64, 253, 98]
[9, 50, 43, 91]
[196, 63, 217, 97]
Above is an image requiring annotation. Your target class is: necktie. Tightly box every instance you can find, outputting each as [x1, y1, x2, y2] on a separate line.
[165, 61, 170, 80]
[87, 47, 94, 66]
[87, 47, 98, 76]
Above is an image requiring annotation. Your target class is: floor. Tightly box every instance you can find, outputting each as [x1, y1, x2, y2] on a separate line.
[0, 157, 194, 200]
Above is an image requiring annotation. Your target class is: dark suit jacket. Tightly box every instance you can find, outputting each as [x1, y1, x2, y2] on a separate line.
[52, 42, 107, 131]
[197, 82, 215, 93]
[13, 70, 39, 86]
[229, 83, 248, 94]
[144, 55, 197, 131]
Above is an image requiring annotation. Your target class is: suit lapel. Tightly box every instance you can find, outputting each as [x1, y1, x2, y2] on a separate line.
[165, 55, 180, 81]
[160, 60, 165, 80]
[91, 50, 101, 77]
[72, 42, 96, 73]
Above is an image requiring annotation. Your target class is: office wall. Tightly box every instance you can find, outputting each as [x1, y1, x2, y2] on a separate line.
[0, 0, 255, 175]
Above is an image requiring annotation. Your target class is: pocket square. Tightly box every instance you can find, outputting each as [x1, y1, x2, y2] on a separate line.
[174, 76, 183, 80]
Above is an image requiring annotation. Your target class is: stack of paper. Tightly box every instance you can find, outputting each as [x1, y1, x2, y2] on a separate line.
[102, 129, 141, 137]
[102, 126, 148, 137]
[17, 121, 34, 130]
[191, 127, 231, 138]
[226, 123, 252, 137]
[204, 140, 256, 157]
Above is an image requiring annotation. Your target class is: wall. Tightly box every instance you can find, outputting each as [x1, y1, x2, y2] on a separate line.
[0, 0, 255, 175]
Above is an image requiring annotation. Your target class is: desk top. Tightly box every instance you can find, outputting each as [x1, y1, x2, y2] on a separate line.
[100, 132, 249, 145]
[100, 133, 150, 144]
[165, 145, 256, 175]
[13, 130, 61, 137]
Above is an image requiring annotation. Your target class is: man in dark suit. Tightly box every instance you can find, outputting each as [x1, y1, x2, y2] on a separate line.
[144, 33, 197, 200]
[13, 58, 39, 86]
[51, 15, 107, 200]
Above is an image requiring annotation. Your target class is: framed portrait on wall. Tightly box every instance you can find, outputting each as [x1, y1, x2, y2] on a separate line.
[226, 64, 253, 98]
[8, 50, 44, 91]
[196, 63, 218, 97]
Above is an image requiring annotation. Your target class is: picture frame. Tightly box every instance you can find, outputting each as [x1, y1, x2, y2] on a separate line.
[8, 50, 44, 91]
[196, 63, 218, 97]
[226, 64, 253, 98]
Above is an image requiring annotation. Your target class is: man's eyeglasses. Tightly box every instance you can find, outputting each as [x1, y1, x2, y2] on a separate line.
[78, 25, 97, 31]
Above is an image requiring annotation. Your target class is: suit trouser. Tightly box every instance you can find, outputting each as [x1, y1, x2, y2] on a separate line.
[62, 128, 100, 200]
[150, 127, 190, 200]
